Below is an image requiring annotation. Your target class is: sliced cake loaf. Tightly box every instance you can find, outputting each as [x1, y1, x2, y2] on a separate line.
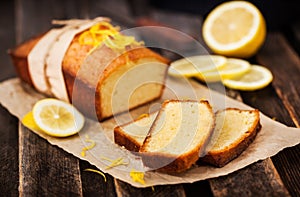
[114, 112, 158, 152]
[9, 19, 169, 121]
[139, 100, 215, 173]
[201, 108, 261, 167]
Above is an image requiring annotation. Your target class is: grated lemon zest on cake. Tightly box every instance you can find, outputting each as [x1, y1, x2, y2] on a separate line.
[84, 168, 107, 182]
[78, 21, 144, 52]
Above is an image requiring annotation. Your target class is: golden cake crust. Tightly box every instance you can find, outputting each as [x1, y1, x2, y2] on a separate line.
[201, 108, 261, 167]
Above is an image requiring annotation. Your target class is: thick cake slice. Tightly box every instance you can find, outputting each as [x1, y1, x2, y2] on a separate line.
[114, 112, 158, 152]
[139, 100, 215, 173]
[201, 108, 261, 167]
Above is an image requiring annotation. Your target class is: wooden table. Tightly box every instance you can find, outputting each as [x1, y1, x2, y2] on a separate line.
[1, 0, 299, 196]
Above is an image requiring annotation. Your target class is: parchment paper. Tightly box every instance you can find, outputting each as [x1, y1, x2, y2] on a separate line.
[0, 77, 299, 188]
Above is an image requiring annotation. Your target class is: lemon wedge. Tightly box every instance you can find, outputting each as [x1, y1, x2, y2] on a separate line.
[223, 65, 273, 91]
[32, 98, 85, 137]
[22, 111, 41, 131]
[195, 58, 251, 82]
[202, 1, 266, 58]
[168, 55, 227, 77]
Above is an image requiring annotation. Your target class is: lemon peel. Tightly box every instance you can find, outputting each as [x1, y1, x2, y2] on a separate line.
[81, 135, 96, 157]
[78, 21, 144, 53]
[21, 111, 41, 131]
[137, 113, 149, 120]
[130, 169, 146, 185]
[101, 156, 128, 170]
[84, 169, 107, 182]
[78, 21, 118, 47]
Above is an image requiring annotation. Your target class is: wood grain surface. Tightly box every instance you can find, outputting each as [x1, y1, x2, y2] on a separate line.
[0, 0, 299, 196]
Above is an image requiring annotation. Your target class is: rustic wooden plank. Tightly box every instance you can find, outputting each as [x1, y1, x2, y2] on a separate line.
[19, 125, 82, 196]
[0, 106, 19, 196]
[115, 180, 186, 197]
[257, 33, 300, 127]
[210, 159, 290, 197]
[0, 0, 19, 196]
[80, 161, 116, 197]
[253, 32, 300, 197]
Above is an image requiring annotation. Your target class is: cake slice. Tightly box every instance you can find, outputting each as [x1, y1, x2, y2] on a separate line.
[201, 108, 261, 167]
[114, 112, 158, 152]
[139, 100, 215, 173]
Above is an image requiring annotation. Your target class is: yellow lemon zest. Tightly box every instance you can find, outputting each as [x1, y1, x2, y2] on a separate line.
[101, 156, 128, 170]
[130, 169, 145, 185]
[84, 168, 107, 182]
[78, 21, 143, 52]
[81, 135, 96, 157]
[137, 113, 149, 120]
[103, 33, 144, 53]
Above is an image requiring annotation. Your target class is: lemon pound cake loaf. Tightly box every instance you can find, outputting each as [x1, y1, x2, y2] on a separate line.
[10, 18, 169, 121]
[202, 108, 261, 167]
[114, 112, 157, 152]
[139, 100, 215, 173]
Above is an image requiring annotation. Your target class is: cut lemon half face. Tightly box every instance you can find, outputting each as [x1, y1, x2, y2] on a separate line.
[32, 98, 85, 137]
[223, 65, 273, 91]
[202, 1, 266, 58]
[195, 58, 251, 82]
[168, 55, 227, 77]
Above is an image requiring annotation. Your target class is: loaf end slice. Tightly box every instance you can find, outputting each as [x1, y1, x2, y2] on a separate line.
[201, 108, 261, 167]
[139, 100, 215, 173]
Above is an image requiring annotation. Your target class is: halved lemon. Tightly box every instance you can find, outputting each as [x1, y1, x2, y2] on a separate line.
[202, 1, 266, 58]
[195, 58, 251, 82]
[223, 65, 273, 91]
[168, 55, 227, 77]
[32, 98, 85, 137]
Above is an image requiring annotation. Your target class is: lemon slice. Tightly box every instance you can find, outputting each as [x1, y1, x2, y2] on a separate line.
[168, 55, 227, 77]
[202, 1, 266, 58]
[32, 98, 85, 137]
[195, 58, 251, 82]
[223, 65, 273, 91]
